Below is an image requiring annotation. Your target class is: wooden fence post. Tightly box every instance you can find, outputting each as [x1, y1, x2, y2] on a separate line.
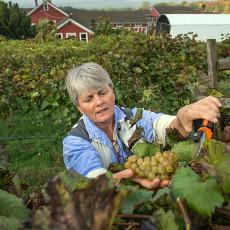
[207, 39, 218, 88]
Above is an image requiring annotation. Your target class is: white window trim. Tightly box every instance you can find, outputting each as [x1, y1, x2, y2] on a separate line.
[56, 33, 63, 39]
[66, 33, 77, 38]
[116, 23, 123, 28]
[135, 23, 142, 27]
[79, 32, 88, 42]
[141, 27, 148, 34]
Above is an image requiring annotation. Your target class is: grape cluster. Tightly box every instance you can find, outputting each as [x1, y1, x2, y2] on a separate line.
[124, 151, 178, 180]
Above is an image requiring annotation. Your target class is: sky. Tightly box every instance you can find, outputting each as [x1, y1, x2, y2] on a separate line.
[3, 0, 207, 9]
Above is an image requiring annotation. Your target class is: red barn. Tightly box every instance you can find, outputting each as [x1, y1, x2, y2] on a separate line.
[27, 0, 94, 40]
[57, 18, 93, 41]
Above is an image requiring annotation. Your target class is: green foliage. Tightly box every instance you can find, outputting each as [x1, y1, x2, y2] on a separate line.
[0, 33, 208, 126]
[219, 34, 230, 57]
[139, 1, 151, 10]
[0, 34, 7, 41]
[57, 171, 90, 192]
[218, 78, 230, 97]
[93, 16, 114, 36]
[35, 19, 57, 42]
[0, 216, 19, 230]
[152, 187, 171, 202]
[132, 141, 160, 158]
[0, 189, 30, 229]
[0, 115, 64, 191]
[121, 189, 154, 214]
[172, 167, 224, 217]
[207, 88, 224, 97]
[154, 208, 179, 230]
[204, 140, 230, 193]
[0, 169, 14, 190]
[0, 1, 34, 39]
[205, 140, 226, 167]
[171, 141, 194, 162]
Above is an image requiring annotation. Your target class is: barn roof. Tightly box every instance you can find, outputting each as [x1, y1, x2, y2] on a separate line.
[56, 18, 94, 34]
[26, 1, 69, 16]
[67, 9, 150, 28]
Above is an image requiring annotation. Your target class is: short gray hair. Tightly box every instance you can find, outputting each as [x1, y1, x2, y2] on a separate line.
[65, 62, 114, 106]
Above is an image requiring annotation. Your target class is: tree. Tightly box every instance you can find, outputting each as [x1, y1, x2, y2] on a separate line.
[140, 1, 151, 10]
[0, 1, 34, 39]
[90, 18, 96, 31]
[35, 19, 57, 42]
[94, 17, 113, 36]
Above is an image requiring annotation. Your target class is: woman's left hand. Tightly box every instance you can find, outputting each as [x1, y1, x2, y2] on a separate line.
[113, 169, 170, 189]
[170, 96, 221, 137]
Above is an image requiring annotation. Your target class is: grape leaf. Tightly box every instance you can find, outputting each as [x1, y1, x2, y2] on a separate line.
[132, 141, 160, 158]
[205, 140, 226, 166]
[172, 167, 224, 216]
[212, 157, 230, 194]
[0, 189, 30, 226]
[152, 187, 171, 202]
[0, 216, 19, 230]
[171, 141, 194, 162]
[121, 189, 154, 214]
[57, 171, 90, 192]
[154, 208, 179, 230]
[205, 140, 230, 193]
[34, 174, 127, 229]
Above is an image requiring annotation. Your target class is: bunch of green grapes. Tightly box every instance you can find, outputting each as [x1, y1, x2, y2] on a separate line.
[124, 151, 178, 180]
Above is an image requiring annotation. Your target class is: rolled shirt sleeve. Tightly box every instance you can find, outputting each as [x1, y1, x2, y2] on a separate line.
[63, 135, 107, 178]
[153, 115, 177, 144]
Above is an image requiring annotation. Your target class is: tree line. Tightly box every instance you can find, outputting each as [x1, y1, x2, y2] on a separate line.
[0, 0, 35, 39]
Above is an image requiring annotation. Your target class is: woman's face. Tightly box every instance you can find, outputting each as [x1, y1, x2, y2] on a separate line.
[77, 85, 115, 125]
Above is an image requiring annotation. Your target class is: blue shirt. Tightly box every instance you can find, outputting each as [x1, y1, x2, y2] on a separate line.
[63, 106, 162, 176]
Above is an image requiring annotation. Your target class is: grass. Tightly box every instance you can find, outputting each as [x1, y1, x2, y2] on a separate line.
[0, 114, 65, 192]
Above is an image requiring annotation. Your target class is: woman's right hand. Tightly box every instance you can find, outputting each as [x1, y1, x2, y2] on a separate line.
[170, 96, 221, 137]
[113, 169, 170, 190]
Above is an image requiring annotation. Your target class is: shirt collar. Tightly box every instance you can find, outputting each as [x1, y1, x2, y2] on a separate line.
[114, 105, 126, 123]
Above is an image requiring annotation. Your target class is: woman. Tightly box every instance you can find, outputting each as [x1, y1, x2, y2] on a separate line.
[63, 62, 221, 189]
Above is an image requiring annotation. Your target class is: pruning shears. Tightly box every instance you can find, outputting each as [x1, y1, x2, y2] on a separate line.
[192, 119, 214, 157]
